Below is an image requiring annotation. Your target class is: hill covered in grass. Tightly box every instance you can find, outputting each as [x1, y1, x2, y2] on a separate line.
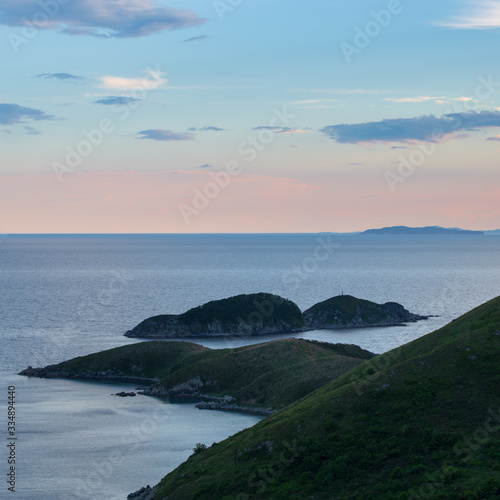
[149, 295, 500, 499]
[19, 338, 374, 411]
[125, 293, 427, 338]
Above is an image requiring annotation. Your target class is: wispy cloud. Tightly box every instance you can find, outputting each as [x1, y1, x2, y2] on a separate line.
[0, 0, 205, 38]
[99, 70, 167, 90]
[94, 96, 142, 106]
[0, 103, 55, 126]
[386, 96, 474, 104]
[252, 126, 310, 134]
[486, 135, 500, 141]
[182, 35, 208, 43]
[321, 110, 500, 144]
[288, 88, 385, 95]
[198, 164, 213, 169]
[23, 125, 42, 135]
[292, 99, 344, 109]
[436, 1, 500, 29]
[188, 126, 226, 132]
[36, 73, 84, 81]
[136, 129, 195, 142]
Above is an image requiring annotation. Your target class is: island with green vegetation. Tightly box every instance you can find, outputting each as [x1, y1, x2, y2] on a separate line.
[303, 294, 427, 329]
[124, 292, 427, 339]
[124, 293, 306, 338]
[135, 295, 500, 499]
[19, 339, 374, 414]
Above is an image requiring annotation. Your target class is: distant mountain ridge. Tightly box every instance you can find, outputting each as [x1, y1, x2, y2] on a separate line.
[361, 225, 484, 235]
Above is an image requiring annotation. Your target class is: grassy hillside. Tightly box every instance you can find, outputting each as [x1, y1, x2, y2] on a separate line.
[20, 339, 373, 410]
[152, 295, 500, 499]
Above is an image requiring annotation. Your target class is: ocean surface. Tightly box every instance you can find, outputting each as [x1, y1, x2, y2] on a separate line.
[1, 233, 500, 499]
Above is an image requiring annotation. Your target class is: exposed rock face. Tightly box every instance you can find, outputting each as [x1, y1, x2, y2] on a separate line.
[303, 295, 428, 330]
[125, 293, 306, 338]
[127, 485, 156, 499]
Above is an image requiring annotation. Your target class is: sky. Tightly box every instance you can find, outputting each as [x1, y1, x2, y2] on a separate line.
[1, 0, 500, 233]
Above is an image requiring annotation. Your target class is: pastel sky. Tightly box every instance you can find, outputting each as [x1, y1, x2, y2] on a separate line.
[1, 0, 500, 233]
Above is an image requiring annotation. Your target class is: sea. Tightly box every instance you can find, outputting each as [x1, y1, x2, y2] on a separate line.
[1, 233, 500, 499]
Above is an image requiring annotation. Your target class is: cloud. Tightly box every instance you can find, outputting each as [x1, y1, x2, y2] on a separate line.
[386, 96, 474, 104]
[183, 35, 208, 43]
[252, 126, 310, 134]
[321, 110, 500, 144]
[0, 0, 205, 38]
[292, 99, 344, 109]
[198, 164, 213, 169]
[136, 129, 195, 141]
[36, 73, 84, 81]
[436, 1, 500, 29]
[94, 96, 142, 106]
[0, 103, 55, 126]
[99, 69, 167, 90]
[486, 135, 500, 141]
[188, 126, 226, 132]
[288, 88, 385, 95]
[23, 125, 42, 135]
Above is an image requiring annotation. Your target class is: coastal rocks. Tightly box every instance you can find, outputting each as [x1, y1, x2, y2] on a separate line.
[127, 485, 156, 499]
[195, 400, 275, 416]
[113, 391, 136, 397]
[303, 295, 428, 330]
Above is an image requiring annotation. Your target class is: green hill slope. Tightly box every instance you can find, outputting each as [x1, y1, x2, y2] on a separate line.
[152, 295, 500, 499]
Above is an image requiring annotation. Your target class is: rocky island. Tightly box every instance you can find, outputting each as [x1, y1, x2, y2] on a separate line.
[124, 293, 306, 338]
[125, 293, 428, 339]
[303, 294, 427, 329]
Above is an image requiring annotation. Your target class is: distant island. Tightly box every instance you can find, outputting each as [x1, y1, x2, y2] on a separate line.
[124, 293, 428, 339]
[361, 225, 484, 235]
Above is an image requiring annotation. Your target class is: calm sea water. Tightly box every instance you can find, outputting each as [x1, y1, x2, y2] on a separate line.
[1, 234, 500, 499]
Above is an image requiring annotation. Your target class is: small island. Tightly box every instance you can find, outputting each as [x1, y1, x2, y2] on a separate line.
[124, 293, 306, 338]
[125, 293, 428, 339]
[303, 294, 427, 329]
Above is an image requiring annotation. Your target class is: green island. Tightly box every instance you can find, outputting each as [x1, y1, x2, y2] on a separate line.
[124, 292, 427, 338]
